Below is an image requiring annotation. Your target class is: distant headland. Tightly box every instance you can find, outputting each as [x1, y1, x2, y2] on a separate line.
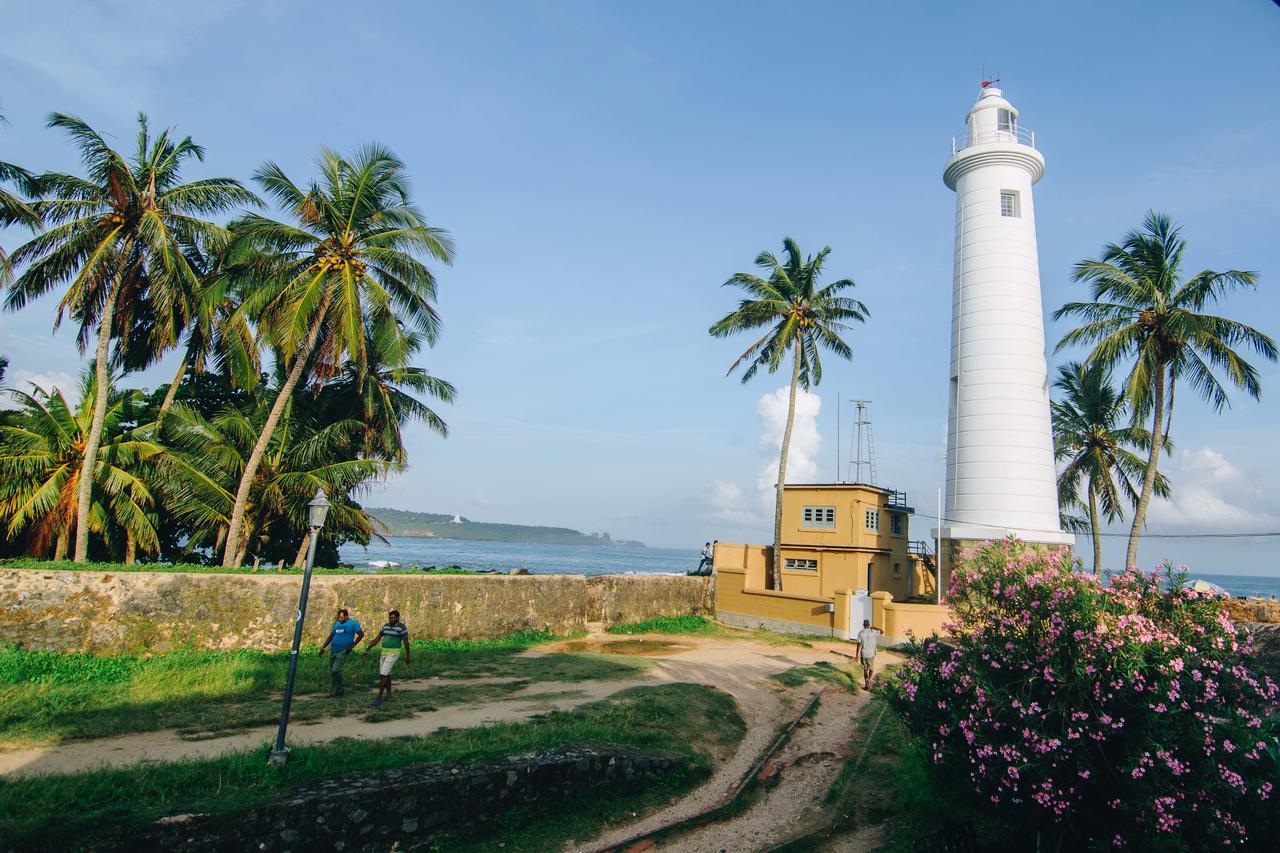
[366, 507, 646, 548]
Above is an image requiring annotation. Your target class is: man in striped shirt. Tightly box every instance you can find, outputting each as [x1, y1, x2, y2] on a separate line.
[364, 610, 411, 707]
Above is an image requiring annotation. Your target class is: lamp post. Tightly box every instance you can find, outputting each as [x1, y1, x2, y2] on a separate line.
[268, 488, 330, 766]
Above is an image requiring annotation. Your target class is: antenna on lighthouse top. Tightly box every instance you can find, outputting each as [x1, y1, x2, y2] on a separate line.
[980, 64, 1000, 89]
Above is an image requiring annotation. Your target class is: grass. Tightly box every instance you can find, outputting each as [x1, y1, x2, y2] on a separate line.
[606, 614, 835, 649]
[607, 615, 720, 635]
[770, 660, 860, 692]
[0, 683, 745, 851]
[1, 557, 450, 576]
[0, 632, 646, 745]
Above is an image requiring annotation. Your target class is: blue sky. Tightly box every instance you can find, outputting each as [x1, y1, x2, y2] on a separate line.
[2, 1, 1278, 573]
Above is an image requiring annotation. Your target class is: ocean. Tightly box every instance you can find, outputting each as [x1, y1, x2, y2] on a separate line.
[339, 536, 699, 576]
[339, 537, 1280, 598]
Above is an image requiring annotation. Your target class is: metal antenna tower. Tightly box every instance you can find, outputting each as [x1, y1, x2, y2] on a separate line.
[847, 400, 877, 485]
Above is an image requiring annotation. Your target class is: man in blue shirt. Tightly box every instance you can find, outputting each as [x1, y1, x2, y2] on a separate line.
[319, 608, 364, 697]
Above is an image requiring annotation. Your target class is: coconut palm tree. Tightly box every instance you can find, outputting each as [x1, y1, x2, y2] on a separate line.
[322, 321, 453, 462]
[0, 115, 40, 286]
[709, 238, 868, 589]
[121, 235, 261, 428]
[219, 145, 452, 566]
[0, 371, 163, 561]
[1054, 212, 1277, 569]
[5, 113, 256, 562]
[1051, 360, 1169, 575]
[163, 401, 391, 567]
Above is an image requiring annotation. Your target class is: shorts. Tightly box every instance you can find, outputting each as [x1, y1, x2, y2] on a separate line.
[860, 656, 875, 670]
[379, 651, 401, 676]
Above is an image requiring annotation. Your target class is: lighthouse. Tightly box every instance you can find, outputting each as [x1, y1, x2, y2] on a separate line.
[934, 85, 1073, 573]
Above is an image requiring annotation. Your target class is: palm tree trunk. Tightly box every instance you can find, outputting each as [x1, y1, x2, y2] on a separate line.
[73, 278, 124, 562]
[1125, 365, 1166, 570]
[155, 356, 189, 429]
[222, 301, 329, 568]
[293, 531, 310, 569]
[124, 531, 136, 565]
[771, 351, 801, 591]
[54, 525, 70, 561]
[1088, 480, 1101, 577]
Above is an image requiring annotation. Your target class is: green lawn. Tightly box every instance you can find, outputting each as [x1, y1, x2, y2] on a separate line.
[0, 633, 645, 745]
[0, 683, 744, 851]
[606, 614, 837, 648]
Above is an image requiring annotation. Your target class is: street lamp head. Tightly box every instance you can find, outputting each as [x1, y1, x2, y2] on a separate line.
[308, 489, 330, 530]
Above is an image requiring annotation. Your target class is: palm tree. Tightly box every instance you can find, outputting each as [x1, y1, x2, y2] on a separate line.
[1054, 212, 1277, 569]
[220, 145, 452, 567]
[0, 371, 163, 561]
[0, 114, 41, 286]
[163, 401, 391, 567]
[1051, 360, 1169, 575]
[324, 321, 453, 462]
[709, 238, 868, 589]
[122, 235, 261, 428]
[5, 113, 256, 562]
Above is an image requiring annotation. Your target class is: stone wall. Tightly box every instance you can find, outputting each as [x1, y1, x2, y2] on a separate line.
[104, 747, 685, 852]
[0, 569, 712, 653]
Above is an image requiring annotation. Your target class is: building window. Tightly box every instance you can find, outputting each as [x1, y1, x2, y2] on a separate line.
[1000, 190, 1020, 218]
[802, 505, 836, 529]
[893, 562, 901, 577]
[998, 108, 1016, 133]
[865, 509, 880, 531]
[890, 513, 904, 536]
[783, 558, 818, 570]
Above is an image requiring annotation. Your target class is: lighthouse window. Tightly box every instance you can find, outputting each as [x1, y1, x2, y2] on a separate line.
[1000, 190, 1020, 218]
[802, 506, 836, 529]
[998, 108, 1016, 133]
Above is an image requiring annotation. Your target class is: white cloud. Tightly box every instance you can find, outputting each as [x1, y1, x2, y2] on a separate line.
[755, 386, 823, 500]
[2, 369, 78, 408]
[1145, 447, 1278, 532]
[709, 480, 763, 525]
[708, 386, 824, 529]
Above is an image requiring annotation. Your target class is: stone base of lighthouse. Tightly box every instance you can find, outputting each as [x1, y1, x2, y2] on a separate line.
[931, 527, 1075, 601]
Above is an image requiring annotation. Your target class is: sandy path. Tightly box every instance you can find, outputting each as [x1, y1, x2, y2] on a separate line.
[0, 675, 656, 779]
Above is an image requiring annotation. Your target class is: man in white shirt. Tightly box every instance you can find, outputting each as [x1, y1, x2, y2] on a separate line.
[854, 619, 882, 689]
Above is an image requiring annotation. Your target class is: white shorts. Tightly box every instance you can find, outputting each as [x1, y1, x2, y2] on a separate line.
[379, 651, 401, 675]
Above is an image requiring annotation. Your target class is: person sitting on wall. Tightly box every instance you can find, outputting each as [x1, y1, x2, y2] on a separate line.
[854, 619, 882, 690]
[697, 542, 713, 573]
[319, 607, 363, 697]
[364, 609, 410, 708]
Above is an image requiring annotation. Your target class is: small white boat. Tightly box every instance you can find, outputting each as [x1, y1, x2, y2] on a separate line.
[367, 560, 401, 569]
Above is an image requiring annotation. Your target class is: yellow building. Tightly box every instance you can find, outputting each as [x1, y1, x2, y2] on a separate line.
[713, 483, 946, 640]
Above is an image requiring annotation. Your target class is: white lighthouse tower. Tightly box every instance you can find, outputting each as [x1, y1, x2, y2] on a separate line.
[934, 85, 1073, 568]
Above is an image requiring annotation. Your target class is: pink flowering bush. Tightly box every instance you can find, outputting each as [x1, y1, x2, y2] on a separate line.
[885, 538, 1280, 850]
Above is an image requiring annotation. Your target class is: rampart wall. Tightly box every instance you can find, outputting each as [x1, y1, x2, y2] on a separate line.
[0, 569, 712, 653]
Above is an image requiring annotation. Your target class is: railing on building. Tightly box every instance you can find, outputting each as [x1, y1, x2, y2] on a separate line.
[908, 539, 934, 559]
[887, 490, 910, 510]
[950, 125, 1037, 154]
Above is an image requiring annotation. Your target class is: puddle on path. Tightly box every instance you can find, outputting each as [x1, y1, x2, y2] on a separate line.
[559, 639, 692, 657]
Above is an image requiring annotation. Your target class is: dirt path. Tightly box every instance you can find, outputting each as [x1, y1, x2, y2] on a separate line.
[0, 635, 864, 782]
[577, 641, 901, 853]
[654, 686, 868, 852]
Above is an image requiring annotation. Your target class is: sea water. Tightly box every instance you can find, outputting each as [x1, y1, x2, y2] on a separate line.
[340, 537, 1280, 597]
[339, 536, 699, 576]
